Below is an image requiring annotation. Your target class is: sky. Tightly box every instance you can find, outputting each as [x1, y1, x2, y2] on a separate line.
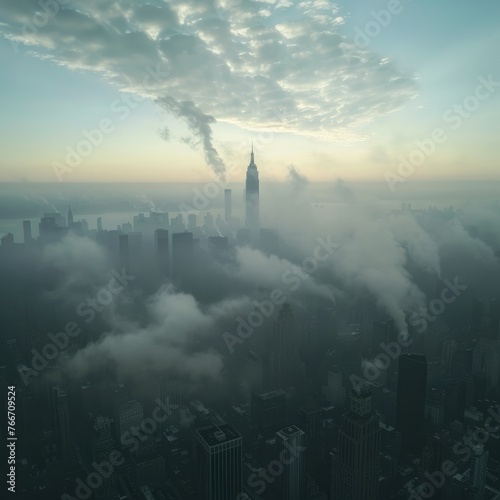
[0, 0, 499, 184]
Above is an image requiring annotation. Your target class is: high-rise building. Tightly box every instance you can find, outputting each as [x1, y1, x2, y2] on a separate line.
[331, 386, 381, 500]
[472, 338, 500, 393]
[23, 220, 32, 244]
[243, 351, 264, 395]
[92, 416, 120, 499]
[469, 444, 488, 499]
[172, 231, 194, 286]
[115, 400, 143, 446]
[224, 189, 232, 223]
[67, 206, 73, 227]
[251, 389, 286, 438]
[372, 319, 400, 389]
[50, 386, 72, 461]
[245, 146, 259, 241]
[119, 233, 129, 271]
[270, 303, 300, 389]
[97, 216, 103, 231]
[396, 354, 427, 455]
[195, 423, 242, 500]
[275, 425, 306, 500]
[208, 236, 228, 259]
[188, 213, 197, 231]
[1, 233, 14, 246]
[154, 228, 169, 276]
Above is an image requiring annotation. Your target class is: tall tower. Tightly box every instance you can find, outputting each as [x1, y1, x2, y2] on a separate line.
[92, 416, 119, 499]
[275, 425, 306, 500]
[23, 220, 32, 244]
[469, 444, 488, 499]
[50, 386, 72, 461]
[195, 423, 242, 500]
[331, 385, 381, 500]
[270, 303, 300, 389]
[67, 206, 73, 227]
[154, 228, 169, 277]
[172, 231, 194, 287]
[396, 354, 427, 455]
[245, 145, 259, 239]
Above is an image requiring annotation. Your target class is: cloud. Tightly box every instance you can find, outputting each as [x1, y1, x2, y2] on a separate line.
[230, 246, 339, 303]
[69, 285, 233, 382]
[42, 233, 110, 303]
[157, 96, 226, 177]
[0, 0, 418, 152]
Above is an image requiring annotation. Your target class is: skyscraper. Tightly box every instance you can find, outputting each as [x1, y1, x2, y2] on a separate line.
[245, 145, 259, 240]
[172, 231, 194, 286]
[270, 303, 300, 389]
[50, 386, 72, 461]
[154, 228, 169, 277]
[23, 220, 32, 244]
[114, 400, 143, 446]
[331, 385, 381, 500]
[92, 416, 120, 499]
[275, 425, 306, 500]
[396, 354, 427, 455]
[195, 423, 242, 500]
[67, 206, 73, 227]
[119, 233, 129, 272]
[469, 444, 488, 499]
[251, 389, 286, 438]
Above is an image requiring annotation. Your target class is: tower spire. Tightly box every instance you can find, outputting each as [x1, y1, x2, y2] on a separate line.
[250, 142, 254, 165]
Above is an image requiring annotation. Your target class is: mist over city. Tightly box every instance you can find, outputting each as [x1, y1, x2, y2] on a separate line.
[1, 0, 500, 499]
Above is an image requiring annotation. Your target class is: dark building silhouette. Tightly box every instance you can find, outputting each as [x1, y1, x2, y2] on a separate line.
[91, 416, 120, 499]
[50, 385, 72, 461]
[195, 423, 242, 500]
[154, 228, 169, 276]
[251, 389, 286, 438]
[396, 353, 427, 455]
[119, 233, 130, 272]
[245, 146, 259, 242]
[208, 236, 228, 260]
[67, 206, 73, 227]
[331, 385, 381, 500]
[1, 232, 14, 246]
[23, 220, 32, 244]
[39, 215, 66, 243]
[172, 231, 194, 286]
[270, 303, 300, 389]
[275, 425, 306, 500]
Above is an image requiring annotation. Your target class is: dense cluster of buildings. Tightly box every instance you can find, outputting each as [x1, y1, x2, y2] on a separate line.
[1, 152, 500, 499]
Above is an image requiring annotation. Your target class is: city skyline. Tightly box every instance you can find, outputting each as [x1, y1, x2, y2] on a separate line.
[2, 1, 500, 499]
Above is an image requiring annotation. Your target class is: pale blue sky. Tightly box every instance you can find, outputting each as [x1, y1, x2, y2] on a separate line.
[0, 0, 499, 183]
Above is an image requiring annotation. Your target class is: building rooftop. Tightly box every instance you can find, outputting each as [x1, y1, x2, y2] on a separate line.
[197, 423, 241, 447]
